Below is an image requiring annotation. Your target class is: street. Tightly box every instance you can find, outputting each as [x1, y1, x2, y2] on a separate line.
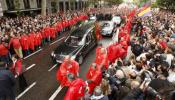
[14, 32, 112, 100]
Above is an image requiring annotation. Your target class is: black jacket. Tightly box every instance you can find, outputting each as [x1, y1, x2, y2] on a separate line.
[123, 88, 143, 100]
[0, 67, 16, 97]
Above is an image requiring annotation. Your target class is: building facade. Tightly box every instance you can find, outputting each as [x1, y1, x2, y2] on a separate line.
[0, 0, 88, 16]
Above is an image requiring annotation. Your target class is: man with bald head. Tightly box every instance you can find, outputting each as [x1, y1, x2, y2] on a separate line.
[56, 55, 80, 87]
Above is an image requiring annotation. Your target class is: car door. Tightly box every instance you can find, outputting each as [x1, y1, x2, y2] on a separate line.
[83, 32, 92, 55]
[89, 28, 97, 48]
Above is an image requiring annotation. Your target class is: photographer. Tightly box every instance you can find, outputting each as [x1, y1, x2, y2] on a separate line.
[106, 68, 130, 100]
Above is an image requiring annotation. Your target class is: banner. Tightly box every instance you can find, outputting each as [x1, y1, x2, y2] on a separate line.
[138, 7, 151, 17]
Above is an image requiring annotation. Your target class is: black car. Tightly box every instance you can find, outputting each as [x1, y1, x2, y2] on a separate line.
[51, 22, 97, 64]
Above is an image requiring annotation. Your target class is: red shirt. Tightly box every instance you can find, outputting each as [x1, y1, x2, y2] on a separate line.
[29, 33, 35, 50]
[64, 78, 86, 100]
[95, 53, 109, 69]
[86, 65, 96, 80]
[0, 43, 8, 56]
[11, 59, 22, 75]
[9, 38, 21, 49]
[87, 69, 102, 94]
[56, 60, 80, 86]
[20, 34, 29, 50]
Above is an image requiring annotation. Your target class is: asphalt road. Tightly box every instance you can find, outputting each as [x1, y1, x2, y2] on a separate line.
[14, 31, 112, 100]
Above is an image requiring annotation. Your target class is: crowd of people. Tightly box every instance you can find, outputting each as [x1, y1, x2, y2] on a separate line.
[56, 8, 175, 100]
[0, 10, 88, 64]
[1, 5, 175, 100]
[0, 10, 89, 100]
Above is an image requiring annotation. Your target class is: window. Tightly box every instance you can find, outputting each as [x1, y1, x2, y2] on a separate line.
[75, 2, 78, 10]
[23, 0, 30, 9]
[70, 2, 74, 10]
[59, 2, 64, 12]
[36, 0, 41, 8]
[51, 2, 57, 13]
[86, 33, 92, 44]
[6, 0, 15, 10]
[65, 2, 69, 11]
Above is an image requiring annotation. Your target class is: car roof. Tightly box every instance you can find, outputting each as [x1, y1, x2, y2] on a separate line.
[71, 22, 94, 37]
[101, 21, 114, 25]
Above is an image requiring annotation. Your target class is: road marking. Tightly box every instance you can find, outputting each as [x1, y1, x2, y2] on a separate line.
[50, 37, 65, 45]
[16, 82, 37, 99]
[15, 64, 36, 78]
[48, 64, 58, 72]
[49, 85, 63, 100]
[26, 64, 36, 71]
[24, 49, 42, 59]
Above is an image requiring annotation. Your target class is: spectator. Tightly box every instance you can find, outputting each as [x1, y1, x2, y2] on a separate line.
[0, 39, 11, 64]
[0, 61, 16, 100]
[90, 86, 109, 100]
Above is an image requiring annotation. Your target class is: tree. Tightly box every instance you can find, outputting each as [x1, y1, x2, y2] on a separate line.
[157, 0, 175, 10]
[106, 0, 123, 5]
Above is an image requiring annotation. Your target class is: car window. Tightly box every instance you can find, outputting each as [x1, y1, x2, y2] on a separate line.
[66, 36, 82, 46]
[90, 28, 95, 40]
[86, 32, 92, 44]
[102, 23, 110, 27]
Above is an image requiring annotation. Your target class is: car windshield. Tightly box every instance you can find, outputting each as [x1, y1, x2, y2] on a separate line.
[66, 36, 83, 46]
[102, 22, 110, 27]
[112, 16, 121, 21]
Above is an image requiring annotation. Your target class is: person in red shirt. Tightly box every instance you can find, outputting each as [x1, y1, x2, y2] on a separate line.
[8, 33, 23, 58]
[37, 31, 42, 48]
[56, 22, 63, 35]
[20, 34, 29, 56]
[34, 31, 42, 50]
[11, 55, 28, 92]
[28, 32, 35, 52]
[95, 48, 109, 70]
[95, 44, 103, 57]
[41, 28, 47, 45]
[86, 66, 102, 94]
[64, 74, 86, 100]
[0, 40, 10, 64]
[49, 27, 56, 40]
[95, 22, 102, 41]
[44, 27, 51, 43]
[56, 55, 80, 87]
[107, 43, 120, 63]
[86, 63, 97, 80]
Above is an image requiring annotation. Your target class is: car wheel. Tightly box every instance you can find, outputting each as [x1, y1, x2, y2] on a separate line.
[78, 55, 83, 65]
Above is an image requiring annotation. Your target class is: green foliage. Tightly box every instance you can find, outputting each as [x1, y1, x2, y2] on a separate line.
[107, 0, 123, 4]
[157, 0, 175, 10]
[151, 2, 158, 8]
